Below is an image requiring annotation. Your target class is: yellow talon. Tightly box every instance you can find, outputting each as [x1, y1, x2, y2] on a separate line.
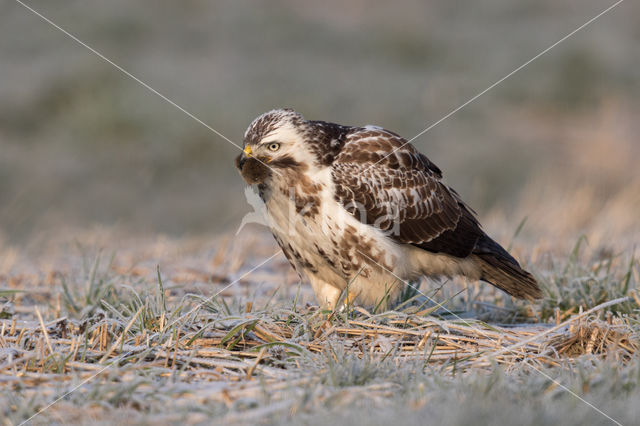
[243, 145, 252, 156]
[345, 292, 357, 306]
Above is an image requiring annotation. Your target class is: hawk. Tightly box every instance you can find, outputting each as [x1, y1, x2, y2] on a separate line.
[235, 109, 542, 309]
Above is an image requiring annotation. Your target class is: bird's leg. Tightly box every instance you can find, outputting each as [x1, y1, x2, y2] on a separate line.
[336, 292, 358, 314]
[344, 292, 357, 307]
[308, 275, 342, 311]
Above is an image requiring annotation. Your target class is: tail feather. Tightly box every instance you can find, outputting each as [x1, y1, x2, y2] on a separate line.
[473, 235, 542, 301]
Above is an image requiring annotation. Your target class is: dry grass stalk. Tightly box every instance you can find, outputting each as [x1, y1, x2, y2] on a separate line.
[1, 300, 636, 383]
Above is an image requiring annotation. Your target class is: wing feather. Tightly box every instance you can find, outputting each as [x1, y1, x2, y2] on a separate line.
[332, 128, 482, 258]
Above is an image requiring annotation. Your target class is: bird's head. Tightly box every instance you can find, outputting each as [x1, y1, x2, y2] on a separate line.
[235, 108, 315, 185]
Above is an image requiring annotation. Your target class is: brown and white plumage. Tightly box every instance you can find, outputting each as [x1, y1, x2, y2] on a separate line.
[236, 109, 541, 309]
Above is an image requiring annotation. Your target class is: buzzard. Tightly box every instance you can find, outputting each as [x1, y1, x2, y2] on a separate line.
[235, 109, 541, 309]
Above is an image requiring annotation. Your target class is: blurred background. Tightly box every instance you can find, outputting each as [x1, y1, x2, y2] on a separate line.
[1, 0, 638, 248]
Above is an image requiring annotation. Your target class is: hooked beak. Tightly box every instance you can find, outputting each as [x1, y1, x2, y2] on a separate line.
[243, 145, 273, 162]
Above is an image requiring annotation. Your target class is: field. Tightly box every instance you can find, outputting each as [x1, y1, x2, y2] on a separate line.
[1, 226, 639, 425]
[2, 1, 640, 425]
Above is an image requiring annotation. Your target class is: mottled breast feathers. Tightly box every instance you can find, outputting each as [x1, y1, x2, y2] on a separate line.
[331, 128, 483, 258]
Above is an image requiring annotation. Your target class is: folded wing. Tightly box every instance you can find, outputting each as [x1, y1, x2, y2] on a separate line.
[331, 128, 483, 258]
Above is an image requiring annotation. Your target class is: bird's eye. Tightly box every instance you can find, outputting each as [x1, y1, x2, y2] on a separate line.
[267, 143, 280, 152]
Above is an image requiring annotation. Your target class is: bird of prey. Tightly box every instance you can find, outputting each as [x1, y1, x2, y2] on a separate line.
[235, 109, 541, 310]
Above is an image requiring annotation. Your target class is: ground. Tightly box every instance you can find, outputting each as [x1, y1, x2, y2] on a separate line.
[0, 227, 638, 425]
